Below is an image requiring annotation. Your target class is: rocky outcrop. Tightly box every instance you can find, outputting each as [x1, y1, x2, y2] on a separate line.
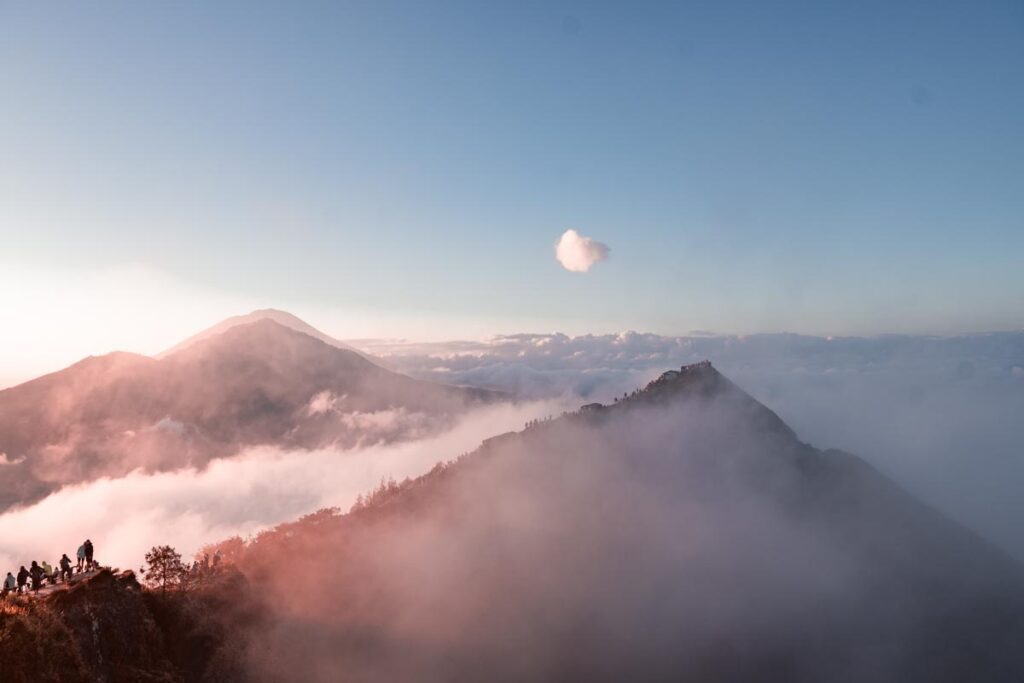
[0, 568, 256, 683]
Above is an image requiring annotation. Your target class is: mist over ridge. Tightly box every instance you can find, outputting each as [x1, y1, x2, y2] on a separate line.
[3, 309, 1021, 565]
[3, 326, 1022, 681]
[356, 329, 1024, 560]
[202, 362, 1024, 682]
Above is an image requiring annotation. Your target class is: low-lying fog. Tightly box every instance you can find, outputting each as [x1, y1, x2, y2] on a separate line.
[1, 329, 1021, 572]
[0, 400, 565, 571]
[242, 376, 1024, 683]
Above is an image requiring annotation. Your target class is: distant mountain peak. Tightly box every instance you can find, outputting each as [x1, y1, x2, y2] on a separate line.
[651, 359, 718, 385]
[165, 317, 378, 373]
[159, 309, 362, 358]
[0, 311, 503, 512]
[636, 360, 736, 399]
[571, 360, 795, 440]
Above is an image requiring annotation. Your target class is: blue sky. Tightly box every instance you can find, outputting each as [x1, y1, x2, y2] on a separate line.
[2, 0, 1022, 354]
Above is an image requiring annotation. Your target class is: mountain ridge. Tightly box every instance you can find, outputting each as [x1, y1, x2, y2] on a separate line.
[4, 362, 1023, 681]
[195, 361, 1024, 682]
[0, 316, 505, 512]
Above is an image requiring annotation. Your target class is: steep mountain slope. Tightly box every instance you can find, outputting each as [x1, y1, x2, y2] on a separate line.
[0, 318, 501, 511]
[209, 362, 1024, 682]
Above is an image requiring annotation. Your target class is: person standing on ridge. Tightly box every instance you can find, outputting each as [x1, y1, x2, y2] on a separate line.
[16, 565, 29, 593]
[76, 543, 86, 572]
[2, 571, 15, 597]
[59, 554, 73, 582]
[29, 561, 44, 592]
[84, 539, 94, 570]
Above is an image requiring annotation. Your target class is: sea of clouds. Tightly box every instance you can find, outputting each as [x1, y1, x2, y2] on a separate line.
[2, 329, 1022, 573]
[354, 331, 1024, 560]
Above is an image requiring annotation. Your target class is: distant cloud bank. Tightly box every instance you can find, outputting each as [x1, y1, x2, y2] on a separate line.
[555, 229, 609, 272]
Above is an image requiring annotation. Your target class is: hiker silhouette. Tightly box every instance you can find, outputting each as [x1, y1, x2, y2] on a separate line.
[84, 539, 95, 570]
[29, 561, 44, 591]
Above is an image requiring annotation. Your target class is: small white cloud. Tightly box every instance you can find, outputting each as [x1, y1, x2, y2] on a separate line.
[555, 229, 610, 273]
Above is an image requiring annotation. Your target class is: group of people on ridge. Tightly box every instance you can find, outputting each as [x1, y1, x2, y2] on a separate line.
[2, 539, 96, 597]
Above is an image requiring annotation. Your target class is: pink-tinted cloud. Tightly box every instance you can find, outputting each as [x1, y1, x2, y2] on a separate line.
[555, 229, 610, 272]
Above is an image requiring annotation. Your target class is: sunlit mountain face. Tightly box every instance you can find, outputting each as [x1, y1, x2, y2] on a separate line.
[0, 314, 503, 511]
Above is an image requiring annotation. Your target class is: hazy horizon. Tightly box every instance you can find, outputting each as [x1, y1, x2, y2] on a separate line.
[2, 300, 1023, 390]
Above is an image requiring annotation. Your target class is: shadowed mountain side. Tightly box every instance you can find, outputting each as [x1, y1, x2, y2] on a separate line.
[210, 362, 1024, 683]
[0, 319, 504, 511]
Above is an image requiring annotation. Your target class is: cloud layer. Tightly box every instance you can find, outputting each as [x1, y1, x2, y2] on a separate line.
[554, 229, 609, 272]
[0, 400, 565, 572]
